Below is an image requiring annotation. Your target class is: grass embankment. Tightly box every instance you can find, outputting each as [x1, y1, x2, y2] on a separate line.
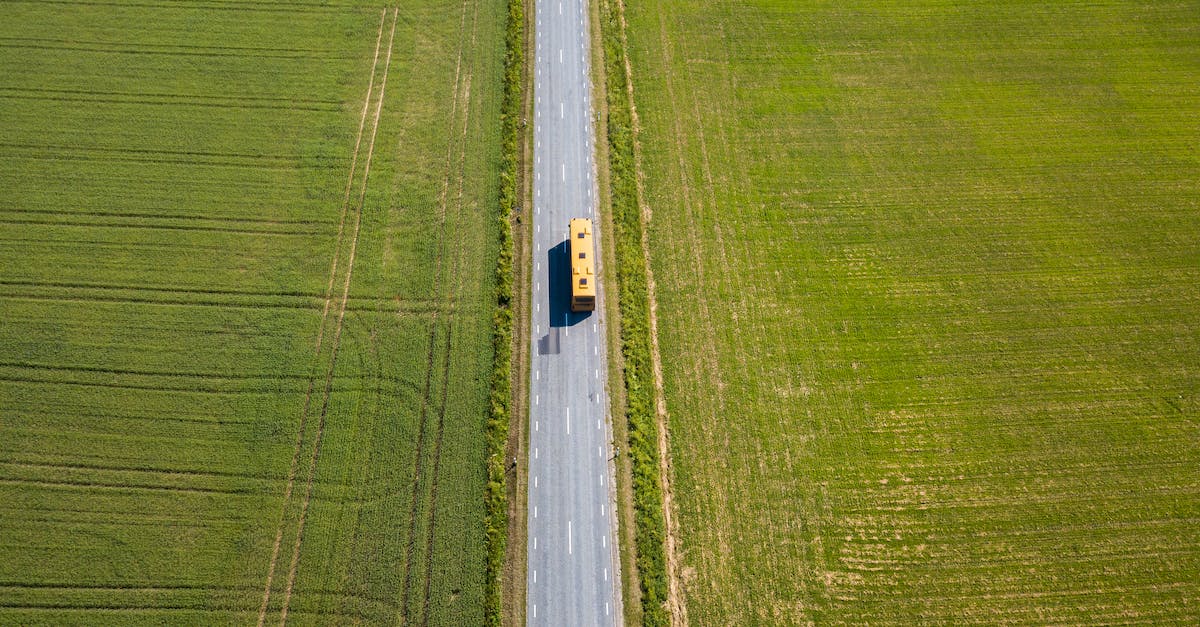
[0, 1, 505, 623]
[485, 0, 523, 623]
[597, 0, 670, 625]
[624, 0, 1200, 623]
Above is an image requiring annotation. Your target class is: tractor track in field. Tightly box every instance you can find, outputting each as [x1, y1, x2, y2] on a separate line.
[0, 86, 341, 109]
[398, 306, 451, 624]
[0, 279, 459, 313]
[397, 1, 476, 622]
[330, 320, 388, 622]
[255, 9, 392, 626]
[0, 476, 243, 496]
[418, 325, 454, 625]
[419, 10, 479, 622]
[0, 459, 286, 482]
[0, 216, 320, 237]
[275, 8, 399, 625]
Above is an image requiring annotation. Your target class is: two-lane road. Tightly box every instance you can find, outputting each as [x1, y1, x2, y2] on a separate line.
[526, 0, 623, 624]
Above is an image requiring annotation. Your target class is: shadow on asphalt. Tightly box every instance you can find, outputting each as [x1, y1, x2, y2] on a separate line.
[538, 239, 591, 355]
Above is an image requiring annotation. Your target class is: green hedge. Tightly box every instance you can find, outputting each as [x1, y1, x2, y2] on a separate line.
[598, 0, 670, 625]
[484, 0, 522, 624]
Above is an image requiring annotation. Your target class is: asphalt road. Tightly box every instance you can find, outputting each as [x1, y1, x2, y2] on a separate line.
[525, 0, 623, 624]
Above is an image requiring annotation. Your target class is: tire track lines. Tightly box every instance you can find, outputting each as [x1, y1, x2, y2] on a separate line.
[0, 216, 321, 237]
[0, 476, 244, 496]
[0, 86, 338, 106]
[0, 583, 253, 592]
[398, 317, 449, 624]
[256, 10, 389, 626]
[0, 375, 304, 395]
[648, 16, 717, 625]
[0, 362, 309, 381]
[0, 151, 301, 171]
[0, 36, 345, 56]
[331, 321, 389, 622]
[0, 279, 454, 312]
[418, 3, 480, 620]
[20, 1, 337, 14]
[275, 8, 399, 626]
[0, 90, 339, 112]
[615, 1, 688, 622]
[0, 292, 323, 311]
[0, 40, 352, 60]
[418, 323, 454, 625]
[397, 2, 472, 622]
[0, 458, 282, 482]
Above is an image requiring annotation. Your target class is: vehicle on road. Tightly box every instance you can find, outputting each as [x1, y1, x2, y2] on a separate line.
[569, 217, 596, 311]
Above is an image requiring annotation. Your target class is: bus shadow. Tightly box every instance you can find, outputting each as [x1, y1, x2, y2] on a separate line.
[547, 239, 590, 328]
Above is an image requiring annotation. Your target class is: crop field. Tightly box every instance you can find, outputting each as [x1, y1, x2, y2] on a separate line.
[0, 0, 503, 624]
[621, 0, 1200, 623]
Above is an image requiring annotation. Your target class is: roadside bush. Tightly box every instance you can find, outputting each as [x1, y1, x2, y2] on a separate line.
[485, 0, 523, 624]
[598, 0, 670, 624]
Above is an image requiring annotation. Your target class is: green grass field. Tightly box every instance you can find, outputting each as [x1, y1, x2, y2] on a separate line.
[622, 0, 1200, 623]
[0, 1, 503, 623]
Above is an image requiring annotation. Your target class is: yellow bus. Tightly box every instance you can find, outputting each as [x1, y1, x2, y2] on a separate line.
[569, 218, 596, 312]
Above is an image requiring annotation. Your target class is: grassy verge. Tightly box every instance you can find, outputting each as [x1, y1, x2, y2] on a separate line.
[485, 0, 524, 624]
[596, 0, 670, 624]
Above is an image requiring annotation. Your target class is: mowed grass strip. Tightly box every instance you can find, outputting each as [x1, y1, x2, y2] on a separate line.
[0, 0, 504, 624]
[623, 0, 1200, 623]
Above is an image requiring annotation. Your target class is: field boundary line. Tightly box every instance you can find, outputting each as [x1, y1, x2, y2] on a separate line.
[615, 0, 687, 624]
[255, 9, 388, 627]
[276, 7, 401, 626]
